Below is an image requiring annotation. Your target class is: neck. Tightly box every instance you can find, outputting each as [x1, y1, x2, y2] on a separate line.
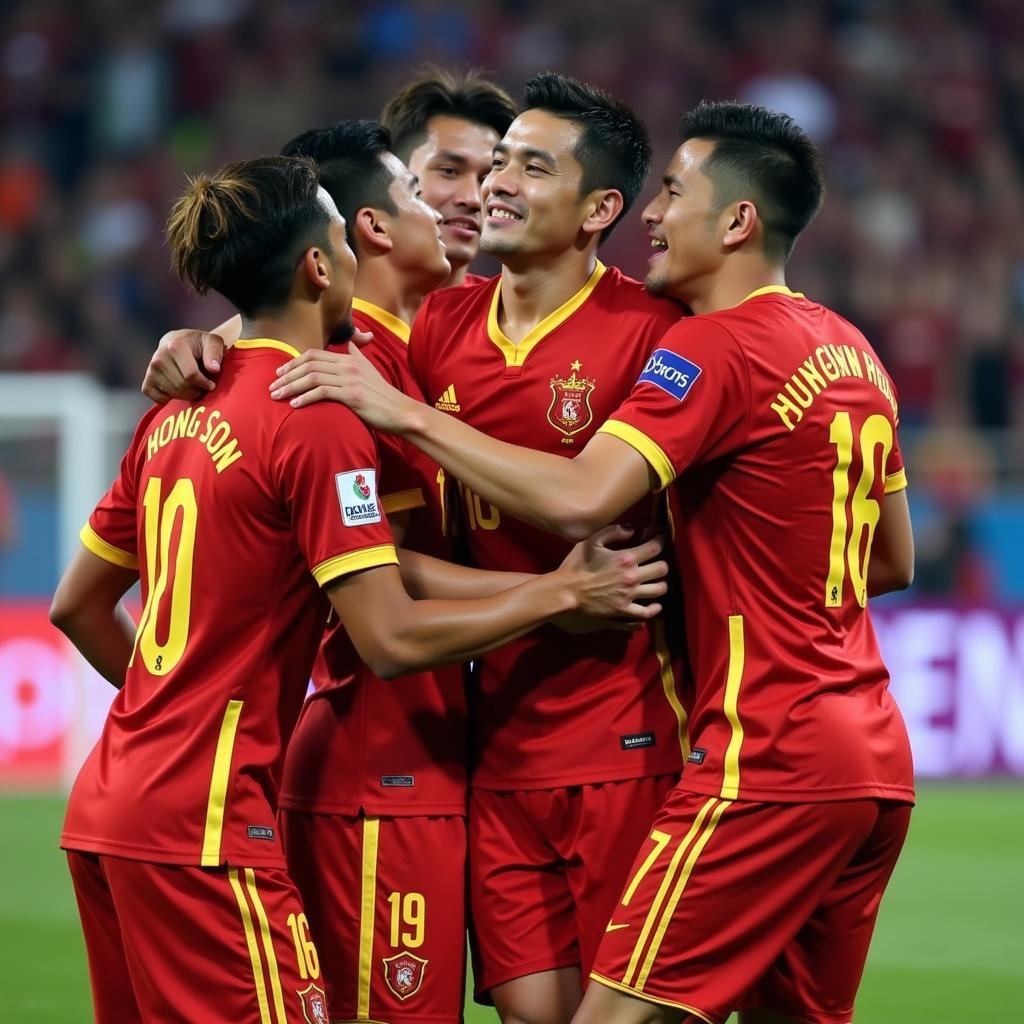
[240, 305, 325, 355]
[686, 256, 787, 316]
[445, 261, 469, 287]
[355, 259, 437, 327]
[497, 247, 597, 339]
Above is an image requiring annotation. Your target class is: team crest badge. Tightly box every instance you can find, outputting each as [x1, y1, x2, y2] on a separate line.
[548, 360, 596, 445]
[296, 983, 328, 1024]
[382, 951, 428, 1000]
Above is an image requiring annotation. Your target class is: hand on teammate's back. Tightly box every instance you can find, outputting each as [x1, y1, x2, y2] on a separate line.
[558, 525, 668, 621]
[142, 328, 225, 403]
[271, 343, 412, 432]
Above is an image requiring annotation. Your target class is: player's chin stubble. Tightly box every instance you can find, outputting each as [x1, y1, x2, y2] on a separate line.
[328, 318, 355, 346]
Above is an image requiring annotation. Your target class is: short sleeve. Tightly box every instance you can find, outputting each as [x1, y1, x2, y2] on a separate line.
[378, 433, 427, 515]
[272, 403, 398, 588]
[80, 427, 145, 570]
[884, 429, 907, 494]
[597, 318, 751, 489]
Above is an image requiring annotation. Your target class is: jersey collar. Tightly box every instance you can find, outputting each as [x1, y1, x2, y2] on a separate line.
[741, 285, 806, 304]
[486, 261, 607, 369]
[352, 298, 412, 344]
[235, 338, 301, 359]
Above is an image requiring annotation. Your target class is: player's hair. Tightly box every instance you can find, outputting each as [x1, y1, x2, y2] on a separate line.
[523, 72, 651, 244]
[381, 66, 517, 163]
[166, 155, 332, 316]
[678, 100, 825, 262]
[281, 119, 397, 258]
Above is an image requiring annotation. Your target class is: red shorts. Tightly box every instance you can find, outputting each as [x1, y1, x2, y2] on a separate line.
[590, 788, 912, 1024]
[67, 850, 328, 1024]
[469, 775, 677, 996]
[280, 811, 467, 1023]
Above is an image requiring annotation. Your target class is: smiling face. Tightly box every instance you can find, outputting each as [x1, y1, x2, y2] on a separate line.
[378, 152, 450, 286]
[643, 138, 724, 304]
[479, 109, 595, 265]
[404, 114, 501, 272]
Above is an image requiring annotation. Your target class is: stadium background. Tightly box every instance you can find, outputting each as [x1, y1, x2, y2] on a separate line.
[0, 0, 1021, 1020]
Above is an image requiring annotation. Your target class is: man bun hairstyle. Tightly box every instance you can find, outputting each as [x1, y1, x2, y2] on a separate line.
[523, 72, 651, 243]
[679, 100, 825, 262]
[282, 119, 397, 257]
[166, 155, 331, 316]
[381, 65, 516, 162]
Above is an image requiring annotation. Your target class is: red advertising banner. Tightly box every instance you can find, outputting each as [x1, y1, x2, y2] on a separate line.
[2, 601, 1023, 788]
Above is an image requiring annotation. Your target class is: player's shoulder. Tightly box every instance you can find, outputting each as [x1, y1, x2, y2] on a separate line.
[595, 264, 681, 325]
[422, 273, 497, 317]
[274, 398, 376, 455]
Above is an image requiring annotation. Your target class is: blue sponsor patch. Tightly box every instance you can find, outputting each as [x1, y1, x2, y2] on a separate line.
[637, 348, 702, 401]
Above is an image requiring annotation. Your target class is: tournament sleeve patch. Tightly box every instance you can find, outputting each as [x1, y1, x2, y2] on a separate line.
[637, 348, 702, 401]
[336, 469, 382, 526]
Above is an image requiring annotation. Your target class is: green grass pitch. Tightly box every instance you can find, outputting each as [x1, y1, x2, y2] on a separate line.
[3, 784, 1021, 1022]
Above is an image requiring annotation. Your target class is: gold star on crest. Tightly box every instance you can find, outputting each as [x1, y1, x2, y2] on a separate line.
[570, 360, 582, 372]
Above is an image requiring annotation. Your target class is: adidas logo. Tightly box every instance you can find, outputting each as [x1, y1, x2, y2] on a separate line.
[434, 385, 461, 412]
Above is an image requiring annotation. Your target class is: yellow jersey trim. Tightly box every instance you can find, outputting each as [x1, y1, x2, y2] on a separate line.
[741, 285, 805, 303]
[589, 973, 715, 1024]
[353, 298, 412, 344]
[623, 797, 719, 987]
[721, 616, 746, 800]
[486, 261, 607, 368]
[358, 817, 381, 1019]
[79, 523, 139, 571]
[235, 338, 301, 359]
[598, 421, 676, 491]
[313, 545, 399, 587]
[245, 869, 289, 1024]
[201, 699, 244, 866]
[381, 488, 426, 515]
[636, 799, 730, 989]
[654, 620, 689, 761]
[229, 868, 274, 1024]
[884, 468, 908, 494]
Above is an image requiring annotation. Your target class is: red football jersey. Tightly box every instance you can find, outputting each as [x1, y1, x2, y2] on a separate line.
[599, 287, 914, 803]
[408, 262, 690, 790]
[278, 301, 468, 816]
[62, 339, 399, 867]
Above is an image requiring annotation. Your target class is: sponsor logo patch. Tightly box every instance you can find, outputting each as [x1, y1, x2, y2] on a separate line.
[620, 731, 656, 750]
[296, 983, 328, 1024]
[638, 349, 702, 401]
[247, 825, 275, 841]
[687, 747, 707, 765]
[381, 775, 414, 787]
[383, 951, 428, 1000]
[336, 469, 382, 526]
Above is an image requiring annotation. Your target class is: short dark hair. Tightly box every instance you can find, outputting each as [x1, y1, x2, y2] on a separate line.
[165, 155, 331, 316]
[678, 100, 825, 261]
[281, 119, 398, 257]
[523, 72, 651, 243]
[381, 66, 516, 163]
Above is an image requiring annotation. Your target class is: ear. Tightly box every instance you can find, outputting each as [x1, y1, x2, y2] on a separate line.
[581, 189, 625, 240]
[354, 204, 394, 256]
[722, 199, 758, 249]
[300, 245, 332, 291]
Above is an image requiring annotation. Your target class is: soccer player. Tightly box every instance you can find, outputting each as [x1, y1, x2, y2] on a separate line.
[273, 101, 917, 1024]
[49, 155, 668, 1023]
[381, 66, 516, 288]
[274, 73, 690, 1024]
[277, 120, 473, 1024]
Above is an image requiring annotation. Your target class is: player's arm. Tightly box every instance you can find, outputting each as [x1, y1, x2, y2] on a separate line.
[142, 314, 241, 403]
[49, 547, 139, 688]
[271, 345, 656, 541]
[325, 526, 667, 680]
[397, 548, 534, 600]
[868, 489, 914, 597]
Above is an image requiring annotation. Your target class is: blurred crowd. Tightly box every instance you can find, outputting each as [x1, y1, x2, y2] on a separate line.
[2, 0, 1023, 595]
